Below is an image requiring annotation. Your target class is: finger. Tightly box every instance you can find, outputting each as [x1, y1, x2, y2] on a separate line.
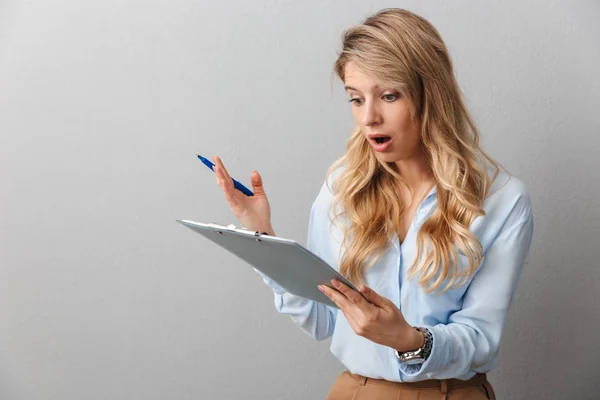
[250, 170, 266, 196]
[319, 285, 362, 333]
[212, 156, 228, 189]
[319, 284, 350, 311]
[214, 157, 237, 198]
[212, 156, 222, 186]
[212, 156, 226, 186]
[213, 157, 244, 214]
[222, 180, 244, 215]
[359, 285, 388, 309]
[213, 157, 230, 186]
[331, 279, 373, 311]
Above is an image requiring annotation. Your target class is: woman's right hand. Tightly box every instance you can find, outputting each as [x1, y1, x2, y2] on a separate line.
[213, 156, 275, 236]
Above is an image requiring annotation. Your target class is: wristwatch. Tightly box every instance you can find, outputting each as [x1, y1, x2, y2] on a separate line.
[395, 327, 433, 365]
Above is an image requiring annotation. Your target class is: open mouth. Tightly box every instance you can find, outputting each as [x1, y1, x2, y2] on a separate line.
[369, 135, 393, 152]
[374, 137, 391, 144]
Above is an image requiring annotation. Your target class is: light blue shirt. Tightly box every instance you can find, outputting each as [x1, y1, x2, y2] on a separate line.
[258, 164, 534, 382]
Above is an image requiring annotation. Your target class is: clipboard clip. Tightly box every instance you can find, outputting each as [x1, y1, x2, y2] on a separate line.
[254, 230, 269, 242]
[212, 223, 238, 235]
[213, 223, 267, 242]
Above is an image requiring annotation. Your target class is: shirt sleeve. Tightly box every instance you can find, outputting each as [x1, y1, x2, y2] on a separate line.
[399, 197, 534, 378]
[255, 184, 338, 341]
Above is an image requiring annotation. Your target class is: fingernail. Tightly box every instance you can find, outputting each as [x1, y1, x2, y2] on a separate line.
[331, 280, 340, 288]
[318, 285, 324, 292]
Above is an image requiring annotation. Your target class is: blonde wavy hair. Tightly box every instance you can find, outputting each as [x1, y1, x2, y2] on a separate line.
[328, 8, 502, 294]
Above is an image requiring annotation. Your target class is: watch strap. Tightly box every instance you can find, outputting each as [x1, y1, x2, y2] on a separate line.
[396, 327, 433, 364]
[417, 327, 433, 360]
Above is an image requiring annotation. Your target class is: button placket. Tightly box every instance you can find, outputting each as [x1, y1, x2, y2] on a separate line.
[412, 207, 429, 227]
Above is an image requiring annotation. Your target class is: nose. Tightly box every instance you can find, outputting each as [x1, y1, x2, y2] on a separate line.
[362, 102, 381, 127]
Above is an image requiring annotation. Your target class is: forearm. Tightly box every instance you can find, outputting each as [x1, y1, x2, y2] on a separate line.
[274, 292, 337, 341]
[254, 270, 337, 341]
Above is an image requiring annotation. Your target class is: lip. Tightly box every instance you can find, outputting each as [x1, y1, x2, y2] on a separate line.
[367, 133, 391, 140]
[368, 135, 393, 152]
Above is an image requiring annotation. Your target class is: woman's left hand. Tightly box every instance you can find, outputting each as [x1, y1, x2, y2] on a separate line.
[319, 280, 423, 353]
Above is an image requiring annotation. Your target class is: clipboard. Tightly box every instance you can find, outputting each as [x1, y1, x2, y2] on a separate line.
[176, 220, 363, 309]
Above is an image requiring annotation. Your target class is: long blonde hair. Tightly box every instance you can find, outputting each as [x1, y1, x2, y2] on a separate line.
[328, 8, 502, 294]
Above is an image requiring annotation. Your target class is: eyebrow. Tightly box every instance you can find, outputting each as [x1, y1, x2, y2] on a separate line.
[344, 84, 381, 93]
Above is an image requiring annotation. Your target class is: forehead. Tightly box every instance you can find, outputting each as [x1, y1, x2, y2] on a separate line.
[343, 62, 384, 92]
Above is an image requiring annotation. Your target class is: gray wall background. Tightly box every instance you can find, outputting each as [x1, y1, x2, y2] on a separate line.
[1, 0, 599, 399]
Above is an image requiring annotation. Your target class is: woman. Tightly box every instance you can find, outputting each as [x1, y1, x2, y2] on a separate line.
[212, 8, 533, 400]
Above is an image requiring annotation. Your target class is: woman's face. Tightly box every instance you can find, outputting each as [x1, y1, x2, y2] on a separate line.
[343, 62, 422, 164]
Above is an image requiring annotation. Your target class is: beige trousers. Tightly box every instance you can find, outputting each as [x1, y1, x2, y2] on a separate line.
[326, 370, 496, 400]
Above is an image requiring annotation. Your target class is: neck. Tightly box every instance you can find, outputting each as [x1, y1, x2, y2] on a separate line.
[394, 149, 434, 192]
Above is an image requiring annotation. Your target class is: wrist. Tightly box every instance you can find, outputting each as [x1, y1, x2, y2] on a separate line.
[246, 223, 275, 236]
[394, 326, 425, 353]
[395, 327, 432, 365]
[261, 225, 275, 236]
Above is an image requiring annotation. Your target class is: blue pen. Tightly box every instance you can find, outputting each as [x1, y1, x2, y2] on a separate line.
[196, 154, 254, 196]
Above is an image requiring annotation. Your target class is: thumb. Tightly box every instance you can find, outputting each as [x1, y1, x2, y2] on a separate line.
[360, 285, 386, 307]
[250, 170, 266, 196]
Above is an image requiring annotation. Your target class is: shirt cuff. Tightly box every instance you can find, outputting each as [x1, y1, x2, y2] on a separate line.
[253, 268, 287, 295]
[398, 325, 444, 377]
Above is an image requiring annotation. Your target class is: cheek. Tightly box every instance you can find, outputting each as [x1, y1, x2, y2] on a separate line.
[351, 109, 362, 125]
[392, 112, 419, 138]
[400, 127, 422, 150]
[391, 110, 412, 130]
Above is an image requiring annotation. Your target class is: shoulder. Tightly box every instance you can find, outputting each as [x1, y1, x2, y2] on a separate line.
[306, 164, 347, 252]
[312, 163, 345, 212]
[483, 163, 533, 223]
[471, 162, 534, 248]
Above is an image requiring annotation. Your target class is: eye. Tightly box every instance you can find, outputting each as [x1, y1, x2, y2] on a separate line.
[383, 93, 398, 102]
[348, 98, 364, 106]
